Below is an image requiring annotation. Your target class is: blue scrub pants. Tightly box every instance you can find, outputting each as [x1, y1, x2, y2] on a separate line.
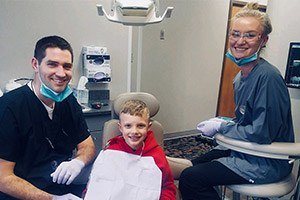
[179, 149, 248, 200]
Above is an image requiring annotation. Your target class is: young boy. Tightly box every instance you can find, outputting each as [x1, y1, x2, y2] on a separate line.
[85, 100, 176, 200]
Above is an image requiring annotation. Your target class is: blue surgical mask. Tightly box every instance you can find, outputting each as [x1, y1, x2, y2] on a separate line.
[225, 41, 264, 67]
[225, 50, 258, 67]
[40, 83, 72, 102]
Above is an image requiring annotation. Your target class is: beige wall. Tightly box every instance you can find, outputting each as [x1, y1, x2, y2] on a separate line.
[0, 0, 231, 134]
[138, 0, 231, 133]
[264, 0, 300, 141]
[0, 0, 129, 99]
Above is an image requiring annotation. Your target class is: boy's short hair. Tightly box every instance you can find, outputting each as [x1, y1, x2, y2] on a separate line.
[120, 100, 150, 119]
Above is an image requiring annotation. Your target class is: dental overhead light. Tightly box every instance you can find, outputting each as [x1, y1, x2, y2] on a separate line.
[96, 0, 174, 26]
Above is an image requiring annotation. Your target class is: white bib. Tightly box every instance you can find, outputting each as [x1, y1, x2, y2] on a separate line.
[85, 149, 162, 200]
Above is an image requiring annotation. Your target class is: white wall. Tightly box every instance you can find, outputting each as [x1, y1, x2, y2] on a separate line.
[138, 0, 230, 133]
[0, 0, 129, 99]
[0, 0, 234, 134]
[263, 0, 300, 141]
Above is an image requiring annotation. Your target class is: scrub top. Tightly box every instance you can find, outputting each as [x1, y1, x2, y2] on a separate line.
[0, 85, 90, 194]
[218, 58, 294, 184]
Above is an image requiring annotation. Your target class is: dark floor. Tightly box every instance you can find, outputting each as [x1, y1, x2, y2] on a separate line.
[163, 133, 215, 160]
[163, 134, 252, 200]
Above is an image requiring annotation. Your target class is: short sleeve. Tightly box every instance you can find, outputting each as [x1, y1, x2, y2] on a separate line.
[0, 106, 22, 162]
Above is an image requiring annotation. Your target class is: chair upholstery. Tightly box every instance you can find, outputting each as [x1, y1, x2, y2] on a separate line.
[214, 133, 299, 199]
[102, 119, 119, 148]
[113, 92, 159, 118]
[166, 156, 192, 180]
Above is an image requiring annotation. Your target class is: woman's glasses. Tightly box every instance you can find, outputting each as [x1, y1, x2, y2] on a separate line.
[229, 30, 261, 42]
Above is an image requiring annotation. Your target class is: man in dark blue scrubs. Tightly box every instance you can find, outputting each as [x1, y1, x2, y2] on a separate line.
[0, 36, 96, 200]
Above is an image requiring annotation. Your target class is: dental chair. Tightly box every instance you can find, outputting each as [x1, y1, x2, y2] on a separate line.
[101, 92, 191, 200]
[164, 132, 300, 200]
[214, 133, 300, 200]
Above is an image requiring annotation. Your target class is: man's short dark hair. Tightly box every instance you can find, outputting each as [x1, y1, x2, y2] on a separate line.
[34, 35, 73, 63]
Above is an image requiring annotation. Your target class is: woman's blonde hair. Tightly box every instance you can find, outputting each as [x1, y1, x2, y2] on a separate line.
[232, 2, 272, 36]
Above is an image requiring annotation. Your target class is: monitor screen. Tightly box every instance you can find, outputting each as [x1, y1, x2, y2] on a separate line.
[285, 42, 300, 89]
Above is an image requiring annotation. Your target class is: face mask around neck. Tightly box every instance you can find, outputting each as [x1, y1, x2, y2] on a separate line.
[226, 41, 264, 67]
[36, 60, 72, 102]
[225, 50, 258, 67]
[40, 83, 72, 102]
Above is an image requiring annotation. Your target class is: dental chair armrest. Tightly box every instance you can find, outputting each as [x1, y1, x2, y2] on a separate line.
[166, 156, 193, 180]
[215, 134, 300, 160]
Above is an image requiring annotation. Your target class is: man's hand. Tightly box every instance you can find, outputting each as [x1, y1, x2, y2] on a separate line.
[51, 158, 84, 185]
[52, 193, 83, 200]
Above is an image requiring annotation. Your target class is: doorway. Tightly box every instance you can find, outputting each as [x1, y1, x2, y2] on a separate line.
[216, 2, 267, 118]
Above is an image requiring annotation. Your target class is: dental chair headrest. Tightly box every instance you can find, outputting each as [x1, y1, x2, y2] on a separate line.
[113, 92, 159, 117]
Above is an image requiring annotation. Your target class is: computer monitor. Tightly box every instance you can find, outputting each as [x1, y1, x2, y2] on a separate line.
[285, 42, 300, 89]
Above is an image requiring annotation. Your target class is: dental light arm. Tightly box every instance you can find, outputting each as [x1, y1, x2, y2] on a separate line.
[96, 0, 173, 26]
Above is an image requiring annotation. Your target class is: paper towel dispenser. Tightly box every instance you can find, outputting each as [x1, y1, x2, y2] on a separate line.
[82, 46, 111, 83]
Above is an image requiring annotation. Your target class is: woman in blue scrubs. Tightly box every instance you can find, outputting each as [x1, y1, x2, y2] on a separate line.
[179, 3, 294, 200]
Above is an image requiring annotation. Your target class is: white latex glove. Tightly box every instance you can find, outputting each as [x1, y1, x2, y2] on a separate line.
[196, 120, 222, 137]
[51, 158, 85, 185]
[52, 193, 83, 200]
[208, 117, 228, 123]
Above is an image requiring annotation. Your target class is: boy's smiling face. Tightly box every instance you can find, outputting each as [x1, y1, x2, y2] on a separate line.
[118, 113, 151, 150]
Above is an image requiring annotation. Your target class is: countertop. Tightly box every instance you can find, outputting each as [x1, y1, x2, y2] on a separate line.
[81, 102, 112, 117]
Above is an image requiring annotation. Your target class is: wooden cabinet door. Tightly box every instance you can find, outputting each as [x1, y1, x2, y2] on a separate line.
[217, 58, 239, 117]
[216, 3, 266, 118]
[216, 6, 241, 118]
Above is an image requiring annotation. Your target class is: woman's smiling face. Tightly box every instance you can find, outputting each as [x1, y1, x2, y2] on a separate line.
[229, 16, 264, 60]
